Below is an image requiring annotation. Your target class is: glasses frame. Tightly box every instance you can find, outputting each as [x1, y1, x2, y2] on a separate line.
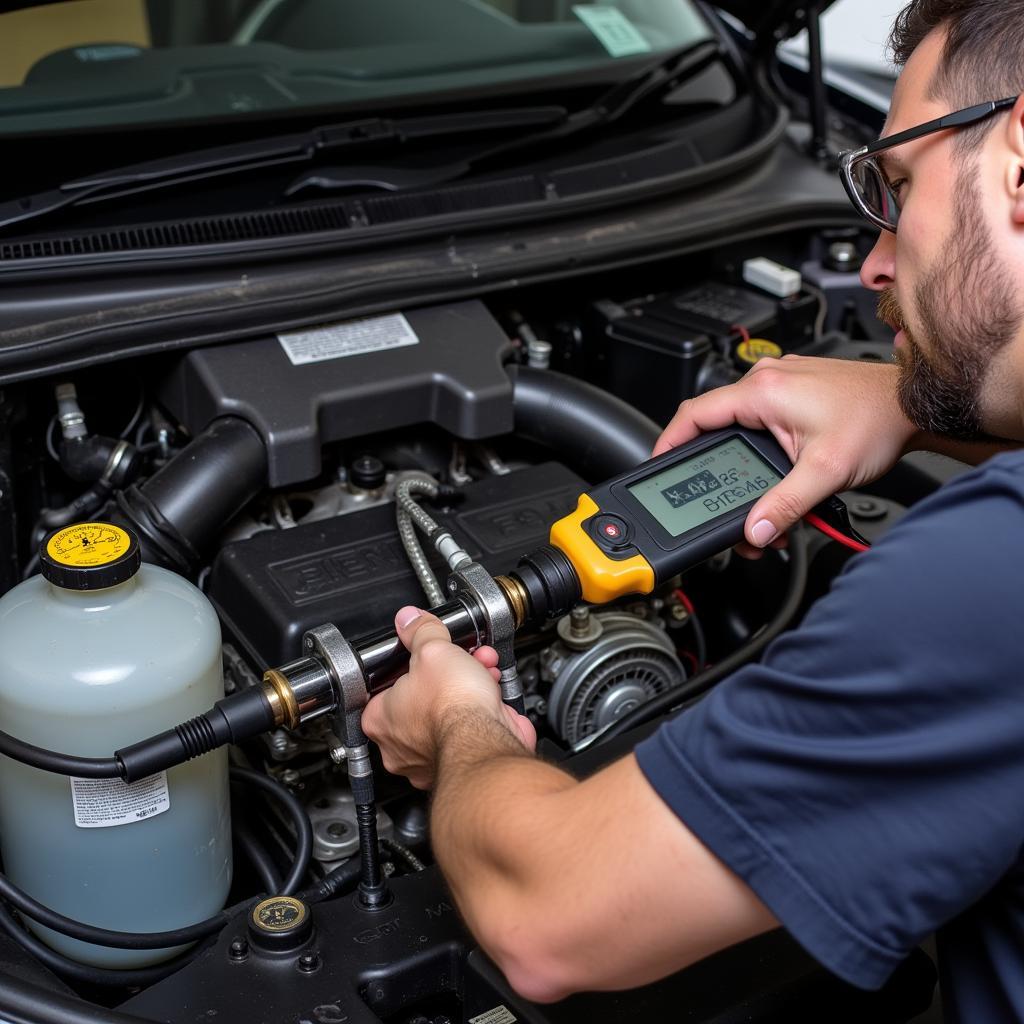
[838, 96, 1019, 233]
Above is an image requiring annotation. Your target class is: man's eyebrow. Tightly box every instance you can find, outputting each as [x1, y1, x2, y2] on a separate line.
[876, 149, 909, 181]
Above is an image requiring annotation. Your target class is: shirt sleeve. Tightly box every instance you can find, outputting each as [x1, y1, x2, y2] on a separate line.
[635, 456, 1024, 990]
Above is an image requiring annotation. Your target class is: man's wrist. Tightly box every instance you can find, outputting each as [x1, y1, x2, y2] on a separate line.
[436, 704, 531, 773]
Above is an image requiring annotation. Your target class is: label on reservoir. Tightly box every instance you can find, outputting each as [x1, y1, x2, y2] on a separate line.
[573, 6, 651, 57]
[71, 772, 170, 828]
[278, 313, 419, 366]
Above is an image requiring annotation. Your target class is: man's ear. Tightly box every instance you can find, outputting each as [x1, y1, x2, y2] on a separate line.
[1006, 95, 1024, 225]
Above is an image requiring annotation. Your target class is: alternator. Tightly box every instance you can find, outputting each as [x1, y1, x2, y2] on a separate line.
[543, 610, 685, 745]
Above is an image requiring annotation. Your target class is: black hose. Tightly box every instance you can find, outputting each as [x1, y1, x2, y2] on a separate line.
[233, 821, 283, 896]
[0, 768, 308, 949]
[299, 859, 362, 906]
[110, 416, 266, 575]
[0, 732, 120, 779]
[0, 973, 157, 1024]
[0, 905, 203, 990]
[510, 365, 660, 482]
[587, 529, 809, 747]
[229, 767, 312, 896]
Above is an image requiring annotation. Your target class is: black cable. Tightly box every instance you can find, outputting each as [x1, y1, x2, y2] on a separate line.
[688, 609, 709, 672]
[229, 767, 312, 897]
[233, 821, 283, 895]
[0, 973, 156, 1024]
[0, 731, 121, 780]
[299, 859, 362, 906]
[0, 903, 203, 989]
[587, 529, 809, 747]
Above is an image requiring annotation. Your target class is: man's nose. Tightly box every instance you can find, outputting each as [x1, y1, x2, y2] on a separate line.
[860, 230, 896, 291]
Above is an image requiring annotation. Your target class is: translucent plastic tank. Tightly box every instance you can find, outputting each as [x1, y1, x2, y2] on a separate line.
[0, 523, 232, 968]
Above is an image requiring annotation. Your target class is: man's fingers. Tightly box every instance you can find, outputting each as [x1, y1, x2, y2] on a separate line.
[652, 379, 777, 455]
[394, 606, 452, 653]
[472, 645, 499, 669]
[742, 456, 843, 548]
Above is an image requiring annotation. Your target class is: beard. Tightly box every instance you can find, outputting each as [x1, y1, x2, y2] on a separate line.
[878, 168, 1022, 441]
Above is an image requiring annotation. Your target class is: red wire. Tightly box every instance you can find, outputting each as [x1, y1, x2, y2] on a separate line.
[673, 587, 696, 615]
[804, 513, 870, 553]
[730, 323, 751, 344]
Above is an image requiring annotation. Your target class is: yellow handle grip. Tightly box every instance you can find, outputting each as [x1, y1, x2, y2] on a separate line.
[549, 494, 655, 605]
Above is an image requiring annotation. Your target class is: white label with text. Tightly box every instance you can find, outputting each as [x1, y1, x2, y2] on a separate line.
[71, 772, 170, 828]
[278, 313, 419, 366]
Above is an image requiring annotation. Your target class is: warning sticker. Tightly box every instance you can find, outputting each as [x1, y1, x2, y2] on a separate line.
[71, 772, 170, 829]
[573, 5, 651, 57]
[278, 313, 419, 366]
[469, 1008, 517, 1024]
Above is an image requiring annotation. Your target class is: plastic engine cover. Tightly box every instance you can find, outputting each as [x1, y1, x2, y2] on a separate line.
[207, 462, 584, 670]
[158, 301, 515, 487]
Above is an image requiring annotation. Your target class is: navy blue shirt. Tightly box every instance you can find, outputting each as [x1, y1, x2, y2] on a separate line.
[636, 450, 1024, 1024]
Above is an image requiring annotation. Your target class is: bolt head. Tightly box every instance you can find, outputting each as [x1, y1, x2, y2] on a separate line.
[228, 937, 249, 962]
[448, 579, 457, 592]
[297, 951, 321, 974]
[329, 745, 348, 764]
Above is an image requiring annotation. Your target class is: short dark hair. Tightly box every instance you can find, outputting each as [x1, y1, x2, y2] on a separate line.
[889, 1, 1023, 148]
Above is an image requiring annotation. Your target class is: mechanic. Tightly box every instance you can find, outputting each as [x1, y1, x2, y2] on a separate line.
[362, 2, 1024, 1019]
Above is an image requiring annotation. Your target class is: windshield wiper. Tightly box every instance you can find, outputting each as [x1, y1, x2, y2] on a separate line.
[0, 106, 566, 234]
[0, 40, 724, 234]
[286, 39, 725, 196]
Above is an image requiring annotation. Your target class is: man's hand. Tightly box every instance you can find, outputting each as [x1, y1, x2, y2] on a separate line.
[361, 607, 536, 789]
[655, 357, 916, 555]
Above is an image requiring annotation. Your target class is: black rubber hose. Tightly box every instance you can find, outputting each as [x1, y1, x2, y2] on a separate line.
[0, 974, 156, 1024]
[229, 767, 312, 896]
[111, 416, 266, 575]
[509, 365, 661, 482]
[0, 733, 121, 779]
[0, 905, 202, 990]
[0, 686, 275, 784]
[233, 821, 283, 896]
[0, 769, 307, 949]
[299, 859, 362, 906]
[588, 529, 809, 747]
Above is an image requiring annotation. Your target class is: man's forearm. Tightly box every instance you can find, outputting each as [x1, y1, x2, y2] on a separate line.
[429, 709, 575, 947]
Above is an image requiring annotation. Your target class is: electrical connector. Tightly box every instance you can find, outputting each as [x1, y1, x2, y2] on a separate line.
[742, 257, 802, 298]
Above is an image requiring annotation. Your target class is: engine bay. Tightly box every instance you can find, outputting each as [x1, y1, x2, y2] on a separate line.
[0, 228, 944, 1023]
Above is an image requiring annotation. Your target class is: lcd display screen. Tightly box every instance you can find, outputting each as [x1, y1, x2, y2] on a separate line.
[627, 438, 783, 537]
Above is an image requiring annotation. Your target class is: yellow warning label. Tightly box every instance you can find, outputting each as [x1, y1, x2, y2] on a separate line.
[46, 524, 132, 567]
[736, 338, 783, 365]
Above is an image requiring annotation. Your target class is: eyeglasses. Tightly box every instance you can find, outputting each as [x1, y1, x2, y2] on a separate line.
[839, 96, 1018, 233]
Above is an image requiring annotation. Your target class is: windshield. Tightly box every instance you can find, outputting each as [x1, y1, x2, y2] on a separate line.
[0, 0, 712, 135]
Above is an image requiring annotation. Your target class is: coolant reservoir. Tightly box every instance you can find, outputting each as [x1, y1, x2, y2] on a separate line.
[0, 523, 232, 968]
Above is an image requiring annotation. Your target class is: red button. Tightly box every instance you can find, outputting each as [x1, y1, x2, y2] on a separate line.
[602, 522, 621, 539]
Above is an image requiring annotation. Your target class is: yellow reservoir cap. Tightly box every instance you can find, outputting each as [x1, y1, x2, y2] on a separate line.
[549, 494, 655, 604]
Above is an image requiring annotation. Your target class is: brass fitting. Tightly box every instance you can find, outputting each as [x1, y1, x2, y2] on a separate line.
[494, 574, 528, 630]
[262, 669, 301, 730]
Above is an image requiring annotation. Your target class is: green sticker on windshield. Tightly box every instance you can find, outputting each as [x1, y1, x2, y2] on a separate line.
[573, 5, 652, 58]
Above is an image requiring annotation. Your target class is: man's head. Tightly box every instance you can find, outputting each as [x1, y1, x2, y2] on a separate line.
[858, 1, 1024, 440]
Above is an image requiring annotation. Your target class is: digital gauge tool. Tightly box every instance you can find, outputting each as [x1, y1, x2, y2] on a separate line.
[548, 427, 793, 604]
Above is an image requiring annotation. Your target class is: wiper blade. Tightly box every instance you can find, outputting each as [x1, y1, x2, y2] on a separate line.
[464, 39, 725, 166]
[0, 106, 566, 234]
[286, 40, 727, 200]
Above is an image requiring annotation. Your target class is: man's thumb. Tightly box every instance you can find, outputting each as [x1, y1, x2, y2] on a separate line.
[744, 461, 834, 547]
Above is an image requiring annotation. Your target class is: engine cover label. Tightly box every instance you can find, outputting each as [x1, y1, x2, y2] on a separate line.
[70, 772, 170, 828]
[277, 314, 419, 366]
[469, 1008, 517, 1024]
